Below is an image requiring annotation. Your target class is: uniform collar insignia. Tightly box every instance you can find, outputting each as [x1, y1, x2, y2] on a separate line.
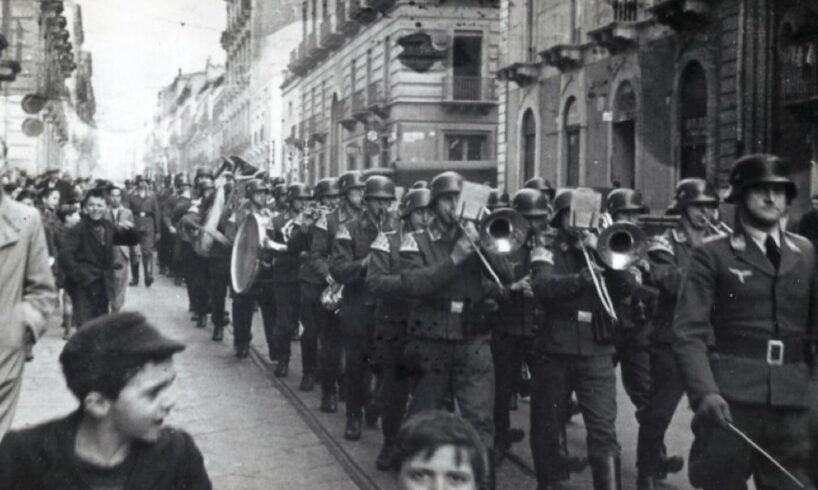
[370, 232, 390, 253]
[400, 232, 420, 252]
[335, 223, 352, 241]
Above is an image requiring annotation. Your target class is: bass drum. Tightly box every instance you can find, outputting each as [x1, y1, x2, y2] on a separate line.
[231, 213, 265, 294]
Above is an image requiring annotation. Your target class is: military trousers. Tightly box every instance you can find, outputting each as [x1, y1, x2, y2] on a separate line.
[404, 334, 495, 449]
[374, 312, 411, 441]
[271, 283, 300, 364]
[339, 304, 376, 420]
[529, 353, 619, 487]
[185, 248, 209, 318]
[319, 311, 343, 396]
[614, 324, 652, 413]
[207, 256, 230, 327]
[231, 283, 276, 358]
[298, 282, 325, 376]
[689, 403, 814, 490]
[636, 342, 686, 473]
[492, 332, 532, 448]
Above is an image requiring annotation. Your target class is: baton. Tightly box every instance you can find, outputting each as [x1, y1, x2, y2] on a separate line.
[727, 423, 804, 488]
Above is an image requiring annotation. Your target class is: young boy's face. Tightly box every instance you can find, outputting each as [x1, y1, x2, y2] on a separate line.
[398, 444, 476, 490]
[65, 211, 80, 227]
[109, 359, 177, 443]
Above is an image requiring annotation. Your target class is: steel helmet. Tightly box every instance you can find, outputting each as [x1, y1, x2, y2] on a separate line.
[364, 175, 396, 200]
[313, 178, 340, 200]
[430, 171, 463, 202]
[725, 153, 797, 204]
[338, 170, 366, 195]
[272, 183, 287, 200]
[287, 183, 312, 201]
[669, 178, 719, 213]
[550, 188, 574, 227]
[606, 188, 648, 215]
[512, 188, 551, 217]
[524, 176, 557, 201]
[245, 179, 270, 198]
[400, 188, 432, 218]
[487, 188, 511, 211]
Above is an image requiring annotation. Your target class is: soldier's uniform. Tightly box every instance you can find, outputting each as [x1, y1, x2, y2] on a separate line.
[399, 220, 508, 450]
[178, 201, 210, 327]
[127, 189, 161, 286]
[308, 200, 362, 406]
[330, 207, 397, 436]
[269, 208, 302, 371]
[530, 228, 620, 488]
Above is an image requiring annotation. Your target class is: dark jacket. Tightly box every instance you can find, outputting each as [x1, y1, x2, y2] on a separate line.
[269, 210, 300, 284]
[306, 203, 361, 284]
[673, 229, 818, 408]
[0, 411, 211, 490]
[59, 217, 140, 293]
[366, 228, 412, 342]
[647, 228, 694, 344]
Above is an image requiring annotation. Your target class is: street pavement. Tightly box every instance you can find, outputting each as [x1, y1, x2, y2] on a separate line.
[13, 275, 711, 489]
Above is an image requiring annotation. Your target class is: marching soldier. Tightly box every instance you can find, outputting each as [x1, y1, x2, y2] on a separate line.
[529, 189, 621, 490]
[674, 154, 818, 490]
[308, 171, 365, 413]
[492, 189, 550, 465]
[398, 171, 511, 458]
[230, 179, 277, 359]
[289, 178, 341, 392]
[330, 175, 398, 441]
[179, 176, 214, 329]
[268, 183, 312, 377]
[127, 175, 161, 287]
[366, 185, 433, 469]
[637, 178, 717, 488]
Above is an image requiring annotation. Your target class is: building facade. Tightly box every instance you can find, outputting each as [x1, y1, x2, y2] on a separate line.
[281, 0, 501, 187]
[498, 0, 818, 212]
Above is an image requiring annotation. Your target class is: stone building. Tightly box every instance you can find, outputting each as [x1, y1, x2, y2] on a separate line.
[281, 0, 501, 187]
[498, 0, 818, 212]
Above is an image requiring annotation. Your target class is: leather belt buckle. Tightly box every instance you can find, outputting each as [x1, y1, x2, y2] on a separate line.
[767, 339, 784, 366]
[450, 301, 464, 314]
[139, 212, 147, 217]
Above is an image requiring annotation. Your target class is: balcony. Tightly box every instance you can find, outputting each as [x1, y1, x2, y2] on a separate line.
[370, 0, 396, 13]
[337, 1, 360, 37]
[303, 32, 324, 68]
[287, 44, 306, 77]
[320, 18, 344, 51]
[351, 88, 369, 120]
[367, 81, 389, 118]
[307, 115, 328, 145]
[441, 76, 497, 115]
[349, 0, 378, 25]
[650, 0, 715, 31]
[588, 1, 649, 53]
[497, 62, 540, 86]
[781, 50, 818, 123]
[337, 98, 358, 130]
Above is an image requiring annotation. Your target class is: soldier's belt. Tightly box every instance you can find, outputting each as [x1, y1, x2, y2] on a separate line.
[426, 298, 467, 314]
[715, 336, 805, 365]
[138, 212, 153, 218]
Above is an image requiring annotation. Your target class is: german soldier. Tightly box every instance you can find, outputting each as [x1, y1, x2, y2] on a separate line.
[329, 175, 397, 441]
[529, 189, 621, 489]
[637, 178, 716, 488]
[308, 171, 365, 413]
[268, 183, 311, 377]
[398, 171, 511, 457]
[674, 154, 818, 490]
[126, 175, 160, 287]
[366, 185, 433, 469]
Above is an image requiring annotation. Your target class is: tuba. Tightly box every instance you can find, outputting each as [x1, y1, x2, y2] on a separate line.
[477, 208, 531, 255]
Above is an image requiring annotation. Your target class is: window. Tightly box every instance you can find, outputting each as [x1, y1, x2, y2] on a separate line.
[680, 62, 707, 179]
[563, 97, 580, 187]
[521, 110, 536, 181]
[445, 134, 488, 161]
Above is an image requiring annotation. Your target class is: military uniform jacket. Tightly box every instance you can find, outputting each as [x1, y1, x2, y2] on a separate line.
[530, 231, 617, 357]
[494, 244, 539, 337]
[269, 210, 300, 283]
[398, 222, 511, 341]
[329, 210, 397, 310]
[648, 228, 694, 344]
[673, 230, 818, 408]
[127, 192, 160, 236]
[306, 203, 361, 283]
[366, 228, 411, 341]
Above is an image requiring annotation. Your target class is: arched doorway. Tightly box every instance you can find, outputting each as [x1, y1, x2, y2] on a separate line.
[679, 62, 708, 179]
[521, 109, 537, 182]
[611, 81, 636, 188]
[564, 97, 581, 186]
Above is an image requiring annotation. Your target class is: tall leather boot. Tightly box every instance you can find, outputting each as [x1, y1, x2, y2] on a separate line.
[130, 258, 140, 286]
[212, 322, 224, 342]
[144, 255, 154, 287]
[590, 456, 622, 490]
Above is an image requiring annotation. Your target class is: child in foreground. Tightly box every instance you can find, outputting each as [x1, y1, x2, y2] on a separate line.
[0, 311, 211, 489]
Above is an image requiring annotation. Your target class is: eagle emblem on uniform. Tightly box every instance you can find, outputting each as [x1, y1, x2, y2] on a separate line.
[728, 267, 753, 284]
[335, 223, 352, 241]
[370, 232, 390, 253]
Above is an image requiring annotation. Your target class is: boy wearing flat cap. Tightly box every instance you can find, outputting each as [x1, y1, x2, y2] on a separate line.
[0, 312, 211, 490]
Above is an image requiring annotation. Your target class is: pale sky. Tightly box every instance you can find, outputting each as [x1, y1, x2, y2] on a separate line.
[77, 0, 226, 178]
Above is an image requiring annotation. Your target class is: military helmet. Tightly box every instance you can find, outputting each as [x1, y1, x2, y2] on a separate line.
[670, 178, 719, 212]
[524, 176, 556, 201]
[287, 183, 312, 202]
[512, 188, 551, 218]
[337, 170, 366, 195]
[400, 188, 432, 218]
[550, 189, 574, 227]
[245, 179, 270, 197]
[174, 173, 191, 187]
[487, 188, 511, 211]
[272, 183, 287, 200]
[364, 175, 396, 200]
[313, 178, 340, 200]
[725, 153, 797, 204]
[606, 188, 648, 215]
[411, 180, 429, 189]
[430, 171, 463, 202]
[198, 177, 215, 191]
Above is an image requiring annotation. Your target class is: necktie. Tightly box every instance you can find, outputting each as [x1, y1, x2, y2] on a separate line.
[765, 235, 780, 270]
